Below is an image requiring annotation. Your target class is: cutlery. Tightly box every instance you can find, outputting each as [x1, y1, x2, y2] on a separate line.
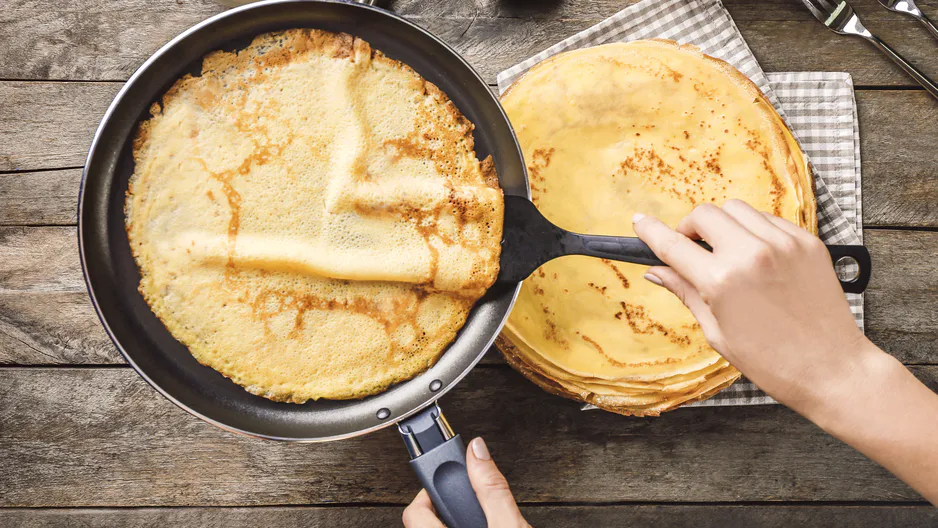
[801, 0, 938, 100]
[878, 0, 938, 40]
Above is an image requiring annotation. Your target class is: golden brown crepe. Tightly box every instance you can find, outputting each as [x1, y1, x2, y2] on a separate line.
[497, 39, 815, 416]
[126, 29, 503, 402]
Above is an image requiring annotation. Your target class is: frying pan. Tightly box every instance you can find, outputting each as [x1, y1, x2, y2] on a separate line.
[78, 1, 872, 527]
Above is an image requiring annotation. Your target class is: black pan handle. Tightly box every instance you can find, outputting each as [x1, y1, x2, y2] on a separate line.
[399, 404, 487, 528]
[570, 233, 871, 294]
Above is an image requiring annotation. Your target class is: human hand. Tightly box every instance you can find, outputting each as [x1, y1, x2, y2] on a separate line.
[403, 437, 530, 528]
[632, 200, 875, 416]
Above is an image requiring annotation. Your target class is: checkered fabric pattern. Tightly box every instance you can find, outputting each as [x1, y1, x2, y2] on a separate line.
[495, 0, 863, 408]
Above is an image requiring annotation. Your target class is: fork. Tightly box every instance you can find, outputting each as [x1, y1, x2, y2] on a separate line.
[801, 0, 938, 100]
[878, 0, 938, 40]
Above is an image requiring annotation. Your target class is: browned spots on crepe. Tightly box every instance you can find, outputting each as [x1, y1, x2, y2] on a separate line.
[527, 147, 555, 202]
[619, 301, 691, 346]
[587, 282, 607, 295]
[600, 259, 630, 289]
[479, 155, 499, 189]
[193, 158, 243, 271]
[744, 127, 784, 216]
[581, 334, 627, 367]
[247, 281, 466, 360]
[542, 306, 569, 349]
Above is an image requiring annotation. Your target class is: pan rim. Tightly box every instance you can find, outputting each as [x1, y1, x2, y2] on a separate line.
[78, 0, 526, 442]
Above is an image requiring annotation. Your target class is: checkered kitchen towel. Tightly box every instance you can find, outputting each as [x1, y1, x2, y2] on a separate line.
[496, 0, 863, 407]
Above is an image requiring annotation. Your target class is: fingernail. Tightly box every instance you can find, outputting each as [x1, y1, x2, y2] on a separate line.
[632, 213, 646, 223]
[471, 437, 491, 461]
[644, 273, 663, 286]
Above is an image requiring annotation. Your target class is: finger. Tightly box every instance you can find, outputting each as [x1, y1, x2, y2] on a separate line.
[644, 267, 724, 349]
[633, 213, 713, 288]
[761, 212, 815, 240]
[402, 489, 446, 528]
[466, 437, 525, 527]
[675, 203, 756, 249]
[722, 199, 790, 244]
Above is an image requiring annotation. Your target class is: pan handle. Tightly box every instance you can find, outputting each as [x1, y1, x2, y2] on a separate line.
[399, 403, 487, 528]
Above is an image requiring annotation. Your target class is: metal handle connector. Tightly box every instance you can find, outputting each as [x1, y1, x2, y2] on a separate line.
[398, 403, 455, 459]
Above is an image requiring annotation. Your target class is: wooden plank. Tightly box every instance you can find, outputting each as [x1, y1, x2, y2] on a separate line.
[2, 87, 938, 226]
[858, 92, 938, 228]
[2, 226, 937, 364]
[1, 0, 937, 86]
[0, 169, 81, 225]
[0, 82, 121, 172]
[0, 0, 225, 81]
[0, 227, 82, 293]
[0, 291, 118, 364]
[0, 225, 119, 364]
[865, 230, 938, 364]
[0, 366, 934, 506]
[2, 505, 937, 527]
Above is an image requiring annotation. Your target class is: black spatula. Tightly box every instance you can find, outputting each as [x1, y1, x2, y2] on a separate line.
[497, 195, 871, 294]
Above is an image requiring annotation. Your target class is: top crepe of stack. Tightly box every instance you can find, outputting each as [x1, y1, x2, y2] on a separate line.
[496, 40, 816, 416]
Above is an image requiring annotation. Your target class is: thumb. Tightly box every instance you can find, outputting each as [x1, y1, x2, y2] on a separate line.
[645, 266, 724, 351]
[466, 437, 526, 527]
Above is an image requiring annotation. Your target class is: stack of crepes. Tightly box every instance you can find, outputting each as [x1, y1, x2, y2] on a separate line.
[496, 40, 816, 416]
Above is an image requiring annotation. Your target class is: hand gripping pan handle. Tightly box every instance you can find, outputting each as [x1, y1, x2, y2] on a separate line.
[399, 404, 487, 528]
[498, 196, 871, 294]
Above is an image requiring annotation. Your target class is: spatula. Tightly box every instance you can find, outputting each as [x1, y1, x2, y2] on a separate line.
[497, 195, 871, 294]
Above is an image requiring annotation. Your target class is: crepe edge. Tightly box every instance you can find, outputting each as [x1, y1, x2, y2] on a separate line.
[497, 335, 742, 417]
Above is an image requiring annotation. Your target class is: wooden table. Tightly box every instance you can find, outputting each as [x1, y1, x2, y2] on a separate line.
[2, 0, 938, 525]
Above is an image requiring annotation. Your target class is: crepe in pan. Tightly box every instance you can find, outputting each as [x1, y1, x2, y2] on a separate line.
[126, 29, 503, 402]
[497, 40, 815, 416]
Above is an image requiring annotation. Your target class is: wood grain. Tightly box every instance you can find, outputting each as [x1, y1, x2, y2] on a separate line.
[865, 230, 938, 363]
[858, 92, 938, 228]
[2, 226, 937, 365]
[0, 366, 934, 506]
[0, 82, 120, 172]
[2, 504, 937, 527]
[0, 169, 81, 225]
[0, 227, 82, 293]
[2, 0, 937, 85]
[0, 291, 117, 364]
[2, 87, 937, 226]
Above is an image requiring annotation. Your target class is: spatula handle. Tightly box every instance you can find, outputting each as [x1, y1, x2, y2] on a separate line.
[572, 233, 871, 294]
